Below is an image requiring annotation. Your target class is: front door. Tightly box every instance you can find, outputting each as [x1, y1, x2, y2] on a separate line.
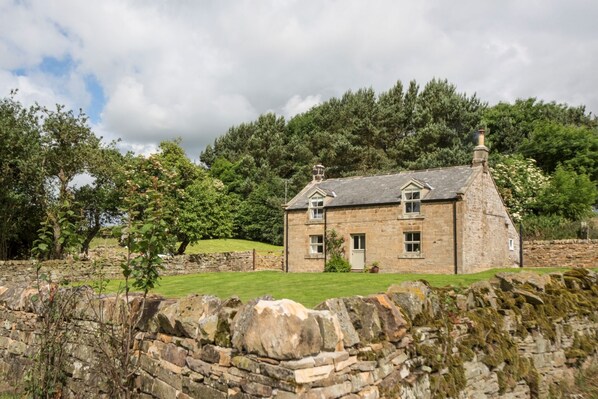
[350, 234, 365, 270]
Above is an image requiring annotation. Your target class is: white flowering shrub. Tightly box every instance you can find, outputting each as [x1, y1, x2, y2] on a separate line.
[490, 155, 550, 222]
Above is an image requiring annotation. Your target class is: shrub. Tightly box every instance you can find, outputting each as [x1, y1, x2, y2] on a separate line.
[324, 255, 351, 273]
[522, 214, 598, 240]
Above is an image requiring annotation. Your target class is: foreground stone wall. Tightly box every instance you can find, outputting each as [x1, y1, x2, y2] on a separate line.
[1, 269, 597, 398]
[523, 239, 598, 268]
[0, 250, 283, 285]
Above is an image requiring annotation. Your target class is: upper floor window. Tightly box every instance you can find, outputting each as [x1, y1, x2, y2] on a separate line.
[403, 188, 421, 214]
[309, 194, 324, 219]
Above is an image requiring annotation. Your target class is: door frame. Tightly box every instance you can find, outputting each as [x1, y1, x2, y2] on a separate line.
[350, 233, 366, 270]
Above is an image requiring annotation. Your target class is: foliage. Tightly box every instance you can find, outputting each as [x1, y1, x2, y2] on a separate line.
[520, 122, 598, 181]
[325, 229, 345, 259]
[490, 155, 550, 222]
[25, 266, 83, 398]
[118, 155, 177, 292]
[90, 155, 177, 398]
[202, 79, 485, 244]
[536, 166, 597, 221]
[0, 92, 45, 259]
[32, 198, 83, 260]
[483, 98, 597, 154]
[324, 255, 352, 273]
[154, 140, 234, 254]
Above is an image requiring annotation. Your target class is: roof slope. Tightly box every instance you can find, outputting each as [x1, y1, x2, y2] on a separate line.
[286, 165, 477, 210]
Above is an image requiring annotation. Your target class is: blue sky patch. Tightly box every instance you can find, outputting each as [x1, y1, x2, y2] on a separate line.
[84, 74, 106, 123]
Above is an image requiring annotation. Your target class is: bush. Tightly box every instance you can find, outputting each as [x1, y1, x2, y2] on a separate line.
[522, 214, 598, 240]
[324, 255, 351, 273]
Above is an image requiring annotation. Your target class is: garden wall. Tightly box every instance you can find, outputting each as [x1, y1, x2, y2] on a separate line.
[0, 250, 283, 285]
[1, 269, 598, 398]
[523, 239, 598, 268]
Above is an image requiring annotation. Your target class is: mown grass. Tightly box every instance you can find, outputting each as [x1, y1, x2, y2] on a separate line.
[90, 237, 282, 254]
[100, 267, 566, 308]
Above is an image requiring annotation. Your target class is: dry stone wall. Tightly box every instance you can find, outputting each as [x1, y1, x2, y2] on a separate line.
[1, 270, 598, 398]
[0, 250, 283, 285]
[523, 239, 598, 269]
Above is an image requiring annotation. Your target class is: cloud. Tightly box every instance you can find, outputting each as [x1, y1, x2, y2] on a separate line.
[1, 0, 598, 158]
[282, 94, 322, 119]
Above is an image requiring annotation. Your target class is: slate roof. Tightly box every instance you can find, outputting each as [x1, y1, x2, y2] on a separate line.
[286, 165, 478, 210]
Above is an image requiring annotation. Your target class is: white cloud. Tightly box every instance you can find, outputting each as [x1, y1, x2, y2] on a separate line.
[1, 0, 598, 156]
[282, 94, 322, 119]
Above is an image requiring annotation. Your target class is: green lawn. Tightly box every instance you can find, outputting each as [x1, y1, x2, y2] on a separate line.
[90, 237, 282, 254]
[102, 267, 566, 308]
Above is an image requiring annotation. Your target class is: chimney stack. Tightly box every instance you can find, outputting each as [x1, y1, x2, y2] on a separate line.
[312, 164, 325, 182]
[472, 128, 489, 171]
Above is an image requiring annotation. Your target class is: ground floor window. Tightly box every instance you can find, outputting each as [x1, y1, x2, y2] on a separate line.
[509, 239, 515, 251]
[404, 232, 421, 253]
[310, 235, 324, 254]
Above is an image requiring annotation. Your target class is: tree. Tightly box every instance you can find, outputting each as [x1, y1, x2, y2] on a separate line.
[537, 167, 597, 221]
[0, 92, 45, 259]
[34, 104, 104, 259]
[483, 98, 597, 154]
[520, 122, 598, 182]
[154, 140, 233, 254]
[74, 146, 125, 255]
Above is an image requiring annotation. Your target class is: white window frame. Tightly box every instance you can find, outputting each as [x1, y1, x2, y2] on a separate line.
[403, 188, 421, 214]
[309, 194, 324, 220]
[404, 232, 421, 253]
[508, 239, 515, 251]
[310, 235, 324, 254]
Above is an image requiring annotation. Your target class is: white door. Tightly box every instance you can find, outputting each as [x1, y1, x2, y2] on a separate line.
[350, 234, 365, 270]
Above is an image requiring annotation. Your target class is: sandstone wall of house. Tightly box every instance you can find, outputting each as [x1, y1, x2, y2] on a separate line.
[462, 168, 520, 273]
[1, 269, 597, 398]
[286, 201, 460, 274]
[0, 250, 281, 285]
[523, 239, 598, 269]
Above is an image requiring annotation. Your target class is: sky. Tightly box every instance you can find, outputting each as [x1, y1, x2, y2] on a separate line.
[1, 0, 597, 161]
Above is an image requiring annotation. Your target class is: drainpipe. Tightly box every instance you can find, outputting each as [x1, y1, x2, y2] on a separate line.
[453, 200, 458, 275]
[519, 223, 524, 268]
[284, 210, 289, 272]
[323, 208, 327, 270]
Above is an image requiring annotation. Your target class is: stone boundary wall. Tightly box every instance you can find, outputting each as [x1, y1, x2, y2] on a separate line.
[1, 269, 598, 398]
[0, 250, 284, 285]
[523, 239, 598, 268]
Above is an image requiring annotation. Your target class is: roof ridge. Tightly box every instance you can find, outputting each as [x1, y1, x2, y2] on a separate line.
[318, 164, 471, 182]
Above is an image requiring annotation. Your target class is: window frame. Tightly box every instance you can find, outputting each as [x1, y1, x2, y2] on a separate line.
[404, 232, 421, 253]
[508, 239, 515, 251]
[403, 188, 421, 214]
[309, 194, 324, 220]
[310, 235, 324, 254]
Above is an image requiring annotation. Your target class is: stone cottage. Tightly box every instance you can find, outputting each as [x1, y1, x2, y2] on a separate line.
[283, 130, 520, 274]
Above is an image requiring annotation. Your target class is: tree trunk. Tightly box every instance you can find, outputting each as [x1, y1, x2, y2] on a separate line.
[81, 213, 101, 255]
[176, 238, 189, 255]
[52, 220, 62, 259]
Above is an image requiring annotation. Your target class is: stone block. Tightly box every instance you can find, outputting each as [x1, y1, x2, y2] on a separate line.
[294, 365, 334, 384]
[242, 381, 273, 397]
[315, 298, 361, 348]
[233, 299, 340, 360]
[335, 356, 357, 372]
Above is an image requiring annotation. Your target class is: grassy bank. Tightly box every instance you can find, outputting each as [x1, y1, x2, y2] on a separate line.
[90, 237, 282, 254]
[101, 267, 565, 308]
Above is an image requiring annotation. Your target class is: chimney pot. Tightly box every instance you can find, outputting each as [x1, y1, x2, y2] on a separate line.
[312, 164, 325, 182]
[478, 128, 485, 146]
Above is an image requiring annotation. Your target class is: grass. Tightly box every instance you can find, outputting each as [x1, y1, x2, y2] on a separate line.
[90, 237, 282, 254]
[100, 267, 566, 308]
